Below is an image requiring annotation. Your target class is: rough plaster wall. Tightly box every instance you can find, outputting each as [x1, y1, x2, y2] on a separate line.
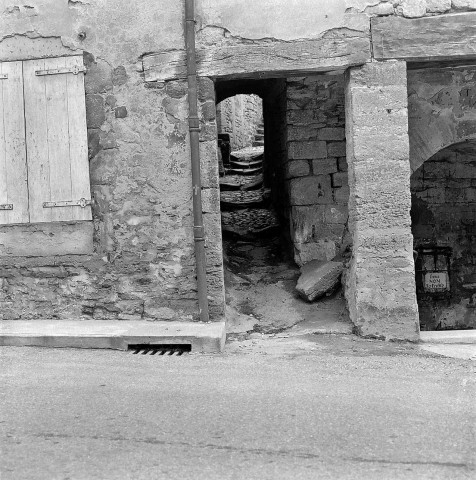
[0, 0, 225, 321]
[217, 94, 262, 151]
[411, 144, 476, 330]
[285, 75, 349, 266]
[408, 67, 476, 172]
[196, 0, 473, 46]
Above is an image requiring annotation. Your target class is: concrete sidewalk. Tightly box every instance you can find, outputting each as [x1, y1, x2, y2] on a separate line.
[0, 320, 226, 353]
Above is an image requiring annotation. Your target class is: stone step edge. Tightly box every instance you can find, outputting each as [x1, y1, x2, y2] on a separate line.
[0, 320, 226, 353]
[419, 330, 476, 344]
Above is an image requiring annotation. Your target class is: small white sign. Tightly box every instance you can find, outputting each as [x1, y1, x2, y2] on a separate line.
[424, 272, 449, 292]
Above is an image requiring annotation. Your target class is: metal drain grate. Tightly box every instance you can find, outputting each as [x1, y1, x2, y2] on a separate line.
[128, 344, 192, 356]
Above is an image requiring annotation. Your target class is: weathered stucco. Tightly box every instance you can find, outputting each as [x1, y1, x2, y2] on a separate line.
[408, 66, 476, 171]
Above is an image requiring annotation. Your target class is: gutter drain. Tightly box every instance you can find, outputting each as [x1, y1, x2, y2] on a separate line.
[128, 344, 192, 355]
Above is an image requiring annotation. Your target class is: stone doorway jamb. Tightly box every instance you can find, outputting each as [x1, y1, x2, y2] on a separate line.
[344, 60, 419, 341]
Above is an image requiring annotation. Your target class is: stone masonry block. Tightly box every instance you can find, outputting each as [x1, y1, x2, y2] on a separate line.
[317, 127, 345, 141]
[328, 142, 346, 157]
[290, 205, 326, 243]
[312, 158, 338, 175]
[348, 60, 407, 89]
[287, 125, 318, 142]
[289, 176, 333, 206]
[332, 172, 349, 188]
[338, 157, 348, 172]
[334, 186, 350, 204]
[324, 205, 348, 224]
[201, 188, 220, 213]
[288, 141, 327, 160]
[287, 109, 315, 125]
[285, 160, 310, 178]
[294, 240, 337, 266]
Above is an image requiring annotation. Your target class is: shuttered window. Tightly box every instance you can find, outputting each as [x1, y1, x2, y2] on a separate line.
[0, 56, 92, 225]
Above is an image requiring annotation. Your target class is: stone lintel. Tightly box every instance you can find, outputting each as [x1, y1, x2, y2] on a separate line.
[143, 33, 370, 82]
[372, 12, 476, 63]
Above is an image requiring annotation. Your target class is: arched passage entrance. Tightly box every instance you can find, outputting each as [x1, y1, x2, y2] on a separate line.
[410, 140, 476, 330]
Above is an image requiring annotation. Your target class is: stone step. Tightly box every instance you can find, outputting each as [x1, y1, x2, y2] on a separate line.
[419, 330, 476, 344]
[0, 320, 226, 353]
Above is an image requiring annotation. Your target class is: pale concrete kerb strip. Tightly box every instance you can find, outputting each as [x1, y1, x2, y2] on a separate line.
[0, 321, 226, 353]
[420, 330, 476, 345]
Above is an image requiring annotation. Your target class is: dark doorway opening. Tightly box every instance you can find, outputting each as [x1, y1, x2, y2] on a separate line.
[411, 141, 476, 331]
[215, 77, 351, 335]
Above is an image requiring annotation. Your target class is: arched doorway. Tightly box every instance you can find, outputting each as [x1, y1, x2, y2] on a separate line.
[411, 140, 476, 331]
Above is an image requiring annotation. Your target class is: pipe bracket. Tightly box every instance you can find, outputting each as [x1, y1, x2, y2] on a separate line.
[193, 225, 205, 241]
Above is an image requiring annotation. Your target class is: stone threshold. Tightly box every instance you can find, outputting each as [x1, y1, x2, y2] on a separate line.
[419, 330, 476, 344]
[0, 320, 226, 353]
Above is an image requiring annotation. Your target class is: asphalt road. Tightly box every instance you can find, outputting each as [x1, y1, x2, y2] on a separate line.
[1, 334, 475, 480]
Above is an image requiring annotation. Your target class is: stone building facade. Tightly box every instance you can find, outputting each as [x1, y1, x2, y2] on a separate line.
[1, 0, 475, 341]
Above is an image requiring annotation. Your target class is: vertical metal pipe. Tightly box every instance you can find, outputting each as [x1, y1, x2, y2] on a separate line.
[184, 0, 210, 322]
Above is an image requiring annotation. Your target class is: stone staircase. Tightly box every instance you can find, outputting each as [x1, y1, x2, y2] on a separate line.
[252, 123, 264, 147]
[218, 142, 279, 237]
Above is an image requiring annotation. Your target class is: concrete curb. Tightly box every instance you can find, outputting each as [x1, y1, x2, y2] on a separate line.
[0, 320, 226, 353]
[419, 330, 476, 344]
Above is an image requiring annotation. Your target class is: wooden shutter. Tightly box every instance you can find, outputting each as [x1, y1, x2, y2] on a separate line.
[0, 61, 29, 225]
[23, 56, 92, 223]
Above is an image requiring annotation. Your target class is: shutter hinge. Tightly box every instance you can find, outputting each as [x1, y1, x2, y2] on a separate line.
[35, 65, 86, 76]
[0, 74, 8, 80]
[43, 198, 91, 208]
[0, 204, 13, 210]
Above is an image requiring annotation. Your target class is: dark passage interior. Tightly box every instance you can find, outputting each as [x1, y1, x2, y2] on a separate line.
[411, 141, 476, 331]
[215, 77, 351, 335]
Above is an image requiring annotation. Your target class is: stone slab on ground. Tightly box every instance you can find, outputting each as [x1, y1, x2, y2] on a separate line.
[419, 344, 476, 361]
[419, 330, 476, 344]
[296, 260, 344, 302]
[0, 320, 226, 353]
[283, 317, 353, 337]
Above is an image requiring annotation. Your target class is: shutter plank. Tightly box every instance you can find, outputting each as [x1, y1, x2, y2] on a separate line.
[0, 61, 29, 225]
[44, 57, 73, 222]
[23, 58, 52, 223]
[66, 56, 92, 221]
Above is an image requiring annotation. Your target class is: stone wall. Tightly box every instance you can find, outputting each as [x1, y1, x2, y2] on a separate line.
[285, 75, 349, 266]
[0, 0, 225, 322]
[411, 143, 476, 330]
[217, 94, 262, 151]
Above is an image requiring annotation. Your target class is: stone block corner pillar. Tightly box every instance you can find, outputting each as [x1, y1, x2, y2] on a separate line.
[344, 60, 419, 341]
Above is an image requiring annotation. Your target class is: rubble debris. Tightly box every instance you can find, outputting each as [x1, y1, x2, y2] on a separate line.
[296, 260, 344, 302]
